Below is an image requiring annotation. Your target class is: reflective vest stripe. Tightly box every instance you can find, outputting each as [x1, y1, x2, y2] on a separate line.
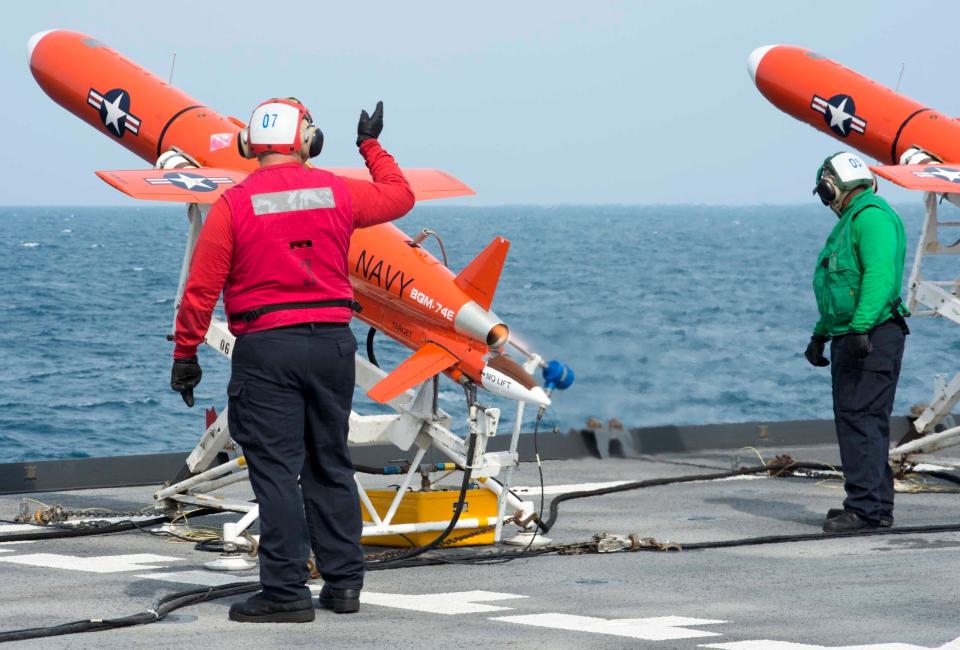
[222, 164, 354, 334]
[250, 188, 336, 216]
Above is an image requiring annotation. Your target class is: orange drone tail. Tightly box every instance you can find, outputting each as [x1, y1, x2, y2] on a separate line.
[454, 237, 509, 311]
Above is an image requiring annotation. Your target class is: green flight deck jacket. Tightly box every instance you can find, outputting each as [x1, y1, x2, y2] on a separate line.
[812, 189, 907, 338]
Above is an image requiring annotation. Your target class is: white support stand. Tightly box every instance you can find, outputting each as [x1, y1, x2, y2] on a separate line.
[910, 373, 960, 436]
[493, 355, 551, 547]
[890, 425, 960, 461]
[158, 351, 536, 569]
[157, 200, 537, 570]
[172, 204, 206, 338]
[891, 191, 960, 458]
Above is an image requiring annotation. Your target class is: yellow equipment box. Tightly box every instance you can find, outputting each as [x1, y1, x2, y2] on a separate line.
[361, 487, 498, 548]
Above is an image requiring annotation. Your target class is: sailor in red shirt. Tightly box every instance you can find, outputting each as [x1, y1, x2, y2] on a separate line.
[170, 98, 413, 623]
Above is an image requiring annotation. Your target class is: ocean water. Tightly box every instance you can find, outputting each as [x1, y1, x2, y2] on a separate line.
[2, 203, 958, 462]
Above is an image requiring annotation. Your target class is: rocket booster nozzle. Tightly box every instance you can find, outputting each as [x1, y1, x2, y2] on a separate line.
[455, 301, 510, 348]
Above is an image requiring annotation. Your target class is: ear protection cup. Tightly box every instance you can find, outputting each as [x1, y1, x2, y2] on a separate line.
[237, 126, 255, 159]
[287, 97, 322, 159]
[815, 176, 838, 205]
[299, 119, 324, 159]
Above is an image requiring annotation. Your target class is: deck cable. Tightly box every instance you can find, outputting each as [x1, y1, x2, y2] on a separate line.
[3, 461, 960, 641]
[0, 507, 220, 543]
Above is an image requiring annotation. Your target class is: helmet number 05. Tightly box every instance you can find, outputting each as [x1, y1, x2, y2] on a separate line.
[848, 157, 861, 168]
[261, 113, 279, 128]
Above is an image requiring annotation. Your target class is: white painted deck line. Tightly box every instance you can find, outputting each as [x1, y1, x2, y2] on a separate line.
[137, 572, 527, 616]
[0, 523, 45, 534]
[702, 639, 960, 649]
[492, 613, 727, 640]
[0, 541, 38, 551]
[0, 553, 181, 573]
[361, 590, 527, 615]
[137, 570, 254, 587]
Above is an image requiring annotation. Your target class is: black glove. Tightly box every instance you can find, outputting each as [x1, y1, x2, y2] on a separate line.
[846, 333, 872, 359]
[804, 335, 830, 367]
[356, 100, 384, 146]
[171, 357, 202, 407]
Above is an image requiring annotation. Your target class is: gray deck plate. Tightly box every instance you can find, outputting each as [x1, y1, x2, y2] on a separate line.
[1, 444, 959, 649]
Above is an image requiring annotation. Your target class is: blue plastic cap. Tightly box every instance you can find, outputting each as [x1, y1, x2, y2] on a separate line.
[542, 360, 574, 390]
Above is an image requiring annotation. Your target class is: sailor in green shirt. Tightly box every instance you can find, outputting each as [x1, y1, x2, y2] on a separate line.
[804, 152, 909, 533]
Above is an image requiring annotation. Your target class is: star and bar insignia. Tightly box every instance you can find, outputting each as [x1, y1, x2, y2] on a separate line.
[87, 87, 141, 138]
[810, 93, 867, 138]
[912, 166, 960, 184]
[145, 172, 234, 192]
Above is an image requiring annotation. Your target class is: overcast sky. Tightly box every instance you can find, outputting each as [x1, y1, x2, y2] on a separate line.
[4, 1, 960, 206]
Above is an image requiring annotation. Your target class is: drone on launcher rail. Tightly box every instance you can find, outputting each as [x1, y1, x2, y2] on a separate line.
[28, 29, 574, 562]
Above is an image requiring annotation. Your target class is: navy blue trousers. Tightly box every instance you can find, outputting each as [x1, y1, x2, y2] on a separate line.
[227, 324, 363, 602]
[830, 320, 905, 526]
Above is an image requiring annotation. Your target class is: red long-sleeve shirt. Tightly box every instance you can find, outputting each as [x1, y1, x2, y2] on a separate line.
[173, 139, 414, 358]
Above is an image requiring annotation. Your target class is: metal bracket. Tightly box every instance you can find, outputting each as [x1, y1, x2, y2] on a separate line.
[892, 191, 960, 456]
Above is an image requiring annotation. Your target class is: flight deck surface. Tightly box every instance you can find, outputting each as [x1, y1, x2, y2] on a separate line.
[1, 444, 959, 649]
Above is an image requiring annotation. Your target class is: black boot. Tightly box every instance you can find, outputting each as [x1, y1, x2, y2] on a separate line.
[825, 508, 892, 528]
[229, 593, 315, 623]
[316, 585, 361, 614]
[822, 510, 877, 532]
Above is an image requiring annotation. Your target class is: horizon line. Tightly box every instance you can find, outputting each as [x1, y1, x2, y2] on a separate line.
[0, 201, 930, 209]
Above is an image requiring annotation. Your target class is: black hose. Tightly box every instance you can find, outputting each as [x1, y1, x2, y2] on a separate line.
[0, 508, 219, 544]
[0, 533, 520, 644]
[656, 522, 960, 550]
[0, 581, 259, 643]
[459, 411, 549, 565]
[366, 545, 557, 569]
[353, 463, 410, 475]
[540, 462, 839, 533]
[908, 469, 960, 486]
[12, 513, 960, 643]
[4, 458, 960, 642]
[366, 327, 378, 367]
[0, 516, 169, 543]
[0, 446, 476, 639]
[366, 431, 479, 565]
[368, 519, 960, 564]
[539, 461, 960, 534]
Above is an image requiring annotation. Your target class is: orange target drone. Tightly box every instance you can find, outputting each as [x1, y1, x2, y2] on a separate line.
[28, 30, 574, 557]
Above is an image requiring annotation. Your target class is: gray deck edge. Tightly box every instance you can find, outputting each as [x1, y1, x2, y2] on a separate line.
[0, 416, 914, 495]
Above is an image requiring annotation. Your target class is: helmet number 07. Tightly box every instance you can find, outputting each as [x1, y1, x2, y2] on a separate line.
[261, 113, 279, 128]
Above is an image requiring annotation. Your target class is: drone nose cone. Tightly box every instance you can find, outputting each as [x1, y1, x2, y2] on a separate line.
[27, 30, 57, 64]
[528, 386, 551, 408]
[481, 354, 551, 407]
[747, 44, 778, 84]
